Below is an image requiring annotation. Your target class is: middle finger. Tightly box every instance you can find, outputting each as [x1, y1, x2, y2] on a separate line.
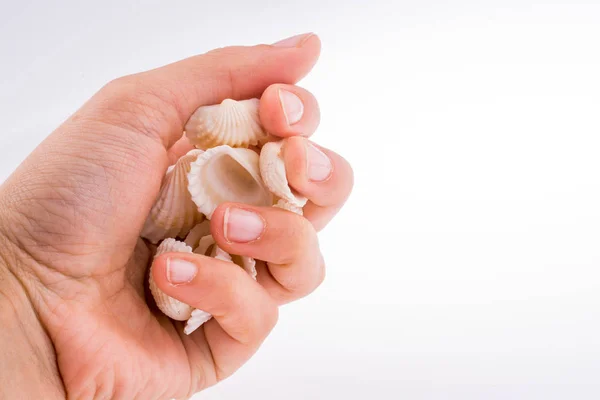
[210, 202, 325, 305]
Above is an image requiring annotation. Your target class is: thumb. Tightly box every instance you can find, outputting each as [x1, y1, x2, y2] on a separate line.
[81, 32, 321, 149]
[0, 33, 321, 267]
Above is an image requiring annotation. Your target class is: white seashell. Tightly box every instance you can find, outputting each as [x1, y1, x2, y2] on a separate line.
[188, 145, 273, 219]
[149, 239, 194, 321]
[184, 309, 212, 335]
[141, 149, 205, 244]
[231, 254, 257, 280]
[185, 98, 269, 149]
[259, 140, 307, 215]
[194, 234, 232, 262]
[183, 220, 212, 249]
[274, 198, 304, 215]
[194, 234, 255, 278]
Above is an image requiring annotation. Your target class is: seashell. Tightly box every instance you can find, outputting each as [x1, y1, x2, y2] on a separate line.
[141, 149, 205, 244]
[193, 234, 257, 279]
[183, 220, 212, 249]
[184, 98, 269, 149]
[184, 309, 212, 335]
[259, 140, 307, 215]
[188, 145, 273, 219]
[274, 198, 304, 215]
[149, 239, 194, 321]
[195, 234, 232, 262]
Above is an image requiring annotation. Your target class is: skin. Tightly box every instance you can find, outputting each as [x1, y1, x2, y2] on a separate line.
[0, 33, 353, 399]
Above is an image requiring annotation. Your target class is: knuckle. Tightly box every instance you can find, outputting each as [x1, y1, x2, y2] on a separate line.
[270, 255, 323, 298]
[276, 215, 314, 264]
[100, 74, 144, 100]
[93, 74, 182, 146]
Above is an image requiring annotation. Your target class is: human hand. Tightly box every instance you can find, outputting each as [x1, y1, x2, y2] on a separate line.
[0, 33, 353, 399]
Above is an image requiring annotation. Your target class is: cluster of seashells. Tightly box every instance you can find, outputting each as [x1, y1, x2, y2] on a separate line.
[142, 98, 306, 335]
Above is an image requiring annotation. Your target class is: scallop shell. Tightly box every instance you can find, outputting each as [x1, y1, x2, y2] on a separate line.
[193, 234, 257, 279]
[188, 145, 273, 219]
[183, 220, 212, 249]
[149, 239, 194, 321]
[184, 309, 213, 335]
[259, 140, 307, 215]
[274, 198, 304, 215]
[195, 234, 232, 262]
[184, 98, 269, 149]
[141, 149, 205, 244]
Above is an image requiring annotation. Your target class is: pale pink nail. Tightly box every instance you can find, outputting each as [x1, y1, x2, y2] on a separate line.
[224, 208, 265, 243]
[307, 143, 332, 182]
[272, 33, 314, 48]
[279, 89, 304, 125]
[166, 258, 197, 285]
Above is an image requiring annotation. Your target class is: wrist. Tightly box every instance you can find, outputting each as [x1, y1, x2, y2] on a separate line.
[0, 226, 66, 399]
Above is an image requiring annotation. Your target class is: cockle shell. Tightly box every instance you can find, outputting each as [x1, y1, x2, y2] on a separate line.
[141, 149, 205, 244]
[185, 98, 269, 149]
[195, 234, 233, 262]
[183, 220, 212, 249]
[149, 239, 194, 321]
[184, 309, 213, 335]
[188, 145, 273, 219]
[274, 198, 304, 215]
[259, 140, 307, 215]
[194, 234, 257, 279]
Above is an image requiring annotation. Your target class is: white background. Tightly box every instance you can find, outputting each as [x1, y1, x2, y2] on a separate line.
[2, 1, 600, 399]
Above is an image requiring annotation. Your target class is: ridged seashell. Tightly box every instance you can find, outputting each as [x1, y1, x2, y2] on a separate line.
[188, 145, 273, 219]
[141, 149, 206, 244]
[184, 309, 212, 335]
[149, 239, 194, 321]
[183, 220, 212, 249]
[274, 198, 304, 215]
[259, 140, 307, 215]
[184, 98, 268, 149]
[193, 234, 257, 279]
[195, 234, 232, 262]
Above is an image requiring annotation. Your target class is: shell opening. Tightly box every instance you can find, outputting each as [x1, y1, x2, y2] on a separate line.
[206, 154, 270, 205]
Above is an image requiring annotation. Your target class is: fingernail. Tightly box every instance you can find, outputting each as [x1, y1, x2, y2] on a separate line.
[166, 258, 197, 285]
[307, 143, 332, 182]
[279, 89, 304, 125]
[224, 207, 265, 243]
[272, 33, 314, 48]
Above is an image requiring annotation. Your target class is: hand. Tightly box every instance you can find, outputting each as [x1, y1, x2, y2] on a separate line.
[0, 33, 353, 399]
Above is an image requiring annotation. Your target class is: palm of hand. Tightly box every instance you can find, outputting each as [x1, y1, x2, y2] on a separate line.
[5, 101, 221, 398]
[51, 242, 202, 399]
